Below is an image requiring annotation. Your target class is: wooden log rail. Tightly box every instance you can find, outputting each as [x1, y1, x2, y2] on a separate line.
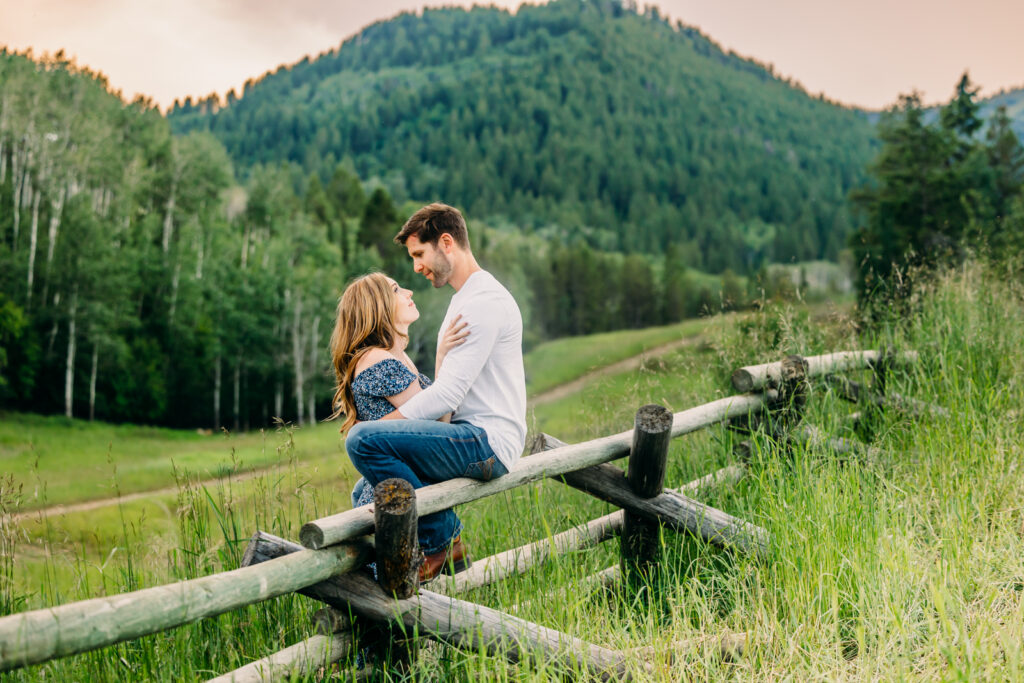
[0, 541, 371, 672]
[731, 350, 919, 393]
[0, 348, 910, 674]
[208, 631, 354, 683]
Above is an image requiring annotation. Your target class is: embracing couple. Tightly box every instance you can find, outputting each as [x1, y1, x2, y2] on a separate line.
[328, 203, 526, 583]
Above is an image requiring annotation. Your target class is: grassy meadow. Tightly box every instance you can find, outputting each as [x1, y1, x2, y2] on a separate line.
[3, 262, 1024, 680]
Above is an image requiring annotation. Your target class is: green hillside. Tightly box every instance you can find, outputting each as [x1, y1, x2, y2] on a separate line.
[169, 0, 878, 271]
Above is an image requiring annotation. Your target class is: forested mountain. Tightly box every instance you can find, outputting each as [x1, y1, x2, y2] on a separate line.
[169, 0, 878, 271]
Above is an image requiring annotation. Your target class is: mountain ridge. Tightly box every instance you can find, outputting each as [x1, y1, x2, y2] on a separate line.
[169, 0, 878, 272]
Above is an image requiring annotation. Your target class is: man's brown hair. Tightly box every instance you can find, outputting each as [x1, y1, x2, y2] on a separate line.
[394, 203, 470, 248]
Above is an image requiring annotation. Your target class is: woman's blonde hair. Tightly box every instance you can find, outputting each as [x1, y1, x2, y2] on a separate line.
[328, 272, 405, 432]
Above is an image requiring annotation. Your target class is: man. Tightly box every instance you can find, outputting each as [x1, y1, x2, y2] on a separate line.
[345, 203, 527, 582]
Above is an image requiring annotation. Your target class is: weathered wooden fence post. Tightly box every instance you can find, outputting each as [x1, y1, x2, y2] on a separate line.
[621, 404, 673, 584]
[373, 478, 420, 598]
[372, 478, 420, 669]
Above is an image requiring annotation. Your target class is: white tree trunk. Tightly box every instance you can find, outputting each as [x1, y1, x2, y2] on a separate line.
[274, 382, 283, 423]
[0, 93, 7, 183]
[46, 292, 60, 353]
[64, 290, 78, 418]
[11, 160, 25, 249]
[47, 184, 69, 260]
[233, 358, 241, 432]
[89, 344, 99, 421]
[41, 183, 67, 306]
[213, 353, 222, 430]
[162, 187, 176, 254]
[26, 182, 41, 307]
[9, 141, 30, 249]
[240, 225, 250, 269]
[292, 296, 305, 426]
[169, 260, 181, 323]
[194, 227, 204, 280]
[306, 315, 321, 425]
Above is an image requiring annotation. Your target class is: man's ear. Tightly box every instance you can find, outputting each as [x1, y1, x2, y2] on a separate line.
[439, 233, 455, 253]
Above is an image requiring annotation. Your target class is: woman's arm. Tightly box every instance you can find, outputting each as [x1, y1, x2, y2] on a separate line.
[355, 349, 425, 411]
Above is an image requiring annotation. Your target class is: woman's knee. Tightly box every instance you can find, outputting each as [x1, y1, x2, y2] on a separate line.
[345, 422, 373, 464]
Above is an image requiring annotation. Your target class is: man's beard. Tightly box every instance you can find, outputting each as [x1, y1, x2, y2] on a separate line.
[429, 254, 453, 288]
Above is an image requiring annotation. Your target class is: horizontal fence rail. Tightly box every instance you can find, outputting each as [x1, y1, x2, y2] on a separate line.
[0, 543, 370, 672]
[731, 350, 918, 393]
[208, 632, 355, 683]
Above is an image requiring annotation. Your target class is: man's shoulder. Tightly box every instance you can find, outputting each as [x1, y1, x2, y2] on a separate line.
[466, 271, 517, 303]
[460, 282, 519, 320]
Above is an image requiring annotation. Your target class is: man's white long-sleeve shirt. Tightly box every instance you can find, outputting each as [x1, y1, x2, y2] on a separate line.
[398, 270, 527, 470]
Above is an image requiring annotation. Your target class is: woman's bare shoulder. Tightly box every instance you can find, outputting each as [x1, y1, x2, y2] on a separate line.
[354, 348, 400, 375]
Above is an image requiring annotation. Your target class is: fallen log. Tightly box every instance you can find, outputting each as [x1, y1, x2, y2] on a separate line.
[731, 350, 919, 393]
[243, 532, 636, 681]
[301, 392, 772, 550]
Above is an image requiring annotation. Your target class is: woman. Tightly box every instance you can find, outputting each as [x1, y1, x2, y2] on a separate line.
[328, 272, 468, 515]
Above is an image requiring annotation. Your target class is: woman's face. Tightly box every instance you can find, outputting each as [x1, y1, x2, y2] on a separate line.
[389, 278, 419, 327]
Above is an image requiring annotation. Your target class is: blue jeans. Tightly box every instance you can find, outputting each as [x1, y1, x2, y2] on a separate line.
[345, 420, 508, 555]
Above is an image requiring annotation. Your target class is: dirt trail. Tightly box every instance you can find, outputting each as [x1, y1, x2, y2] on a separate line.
[13, 335, 701, 522]
[528, 335, 700, 407]
[11, 465, 275, 523]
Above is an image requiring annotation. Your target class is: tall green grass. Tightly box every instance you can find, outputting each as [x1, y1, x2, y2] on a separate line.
[3, 261, 1023, 680]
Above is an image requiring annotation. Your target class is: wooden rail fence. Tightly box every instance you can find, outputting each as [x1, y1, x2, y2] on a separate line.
[0, 349, 924, 678]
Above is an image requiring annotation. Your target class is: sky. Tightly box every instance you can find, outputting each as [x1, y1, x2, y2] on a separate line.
[2, 0, 1022, 112]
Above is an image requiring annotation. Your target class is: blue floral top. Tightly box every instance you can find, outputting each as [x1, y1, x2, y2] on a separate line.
[351, 358, 431, 421]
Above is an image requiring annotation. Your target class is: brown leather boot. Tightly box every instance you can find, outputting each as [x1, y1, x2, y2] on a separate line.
[418, 535, 472, 583]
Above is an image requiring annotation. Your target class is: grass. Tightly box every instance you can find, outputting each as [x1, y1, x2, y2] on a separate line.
[524, 317, 722, 396]
[0, 413, 348, 509]
[3, 261, 1024, 680]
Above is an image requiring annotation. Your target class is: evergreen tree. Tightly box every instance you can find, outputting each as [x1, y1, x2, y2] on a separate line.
[851, 74, 1024, 301]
